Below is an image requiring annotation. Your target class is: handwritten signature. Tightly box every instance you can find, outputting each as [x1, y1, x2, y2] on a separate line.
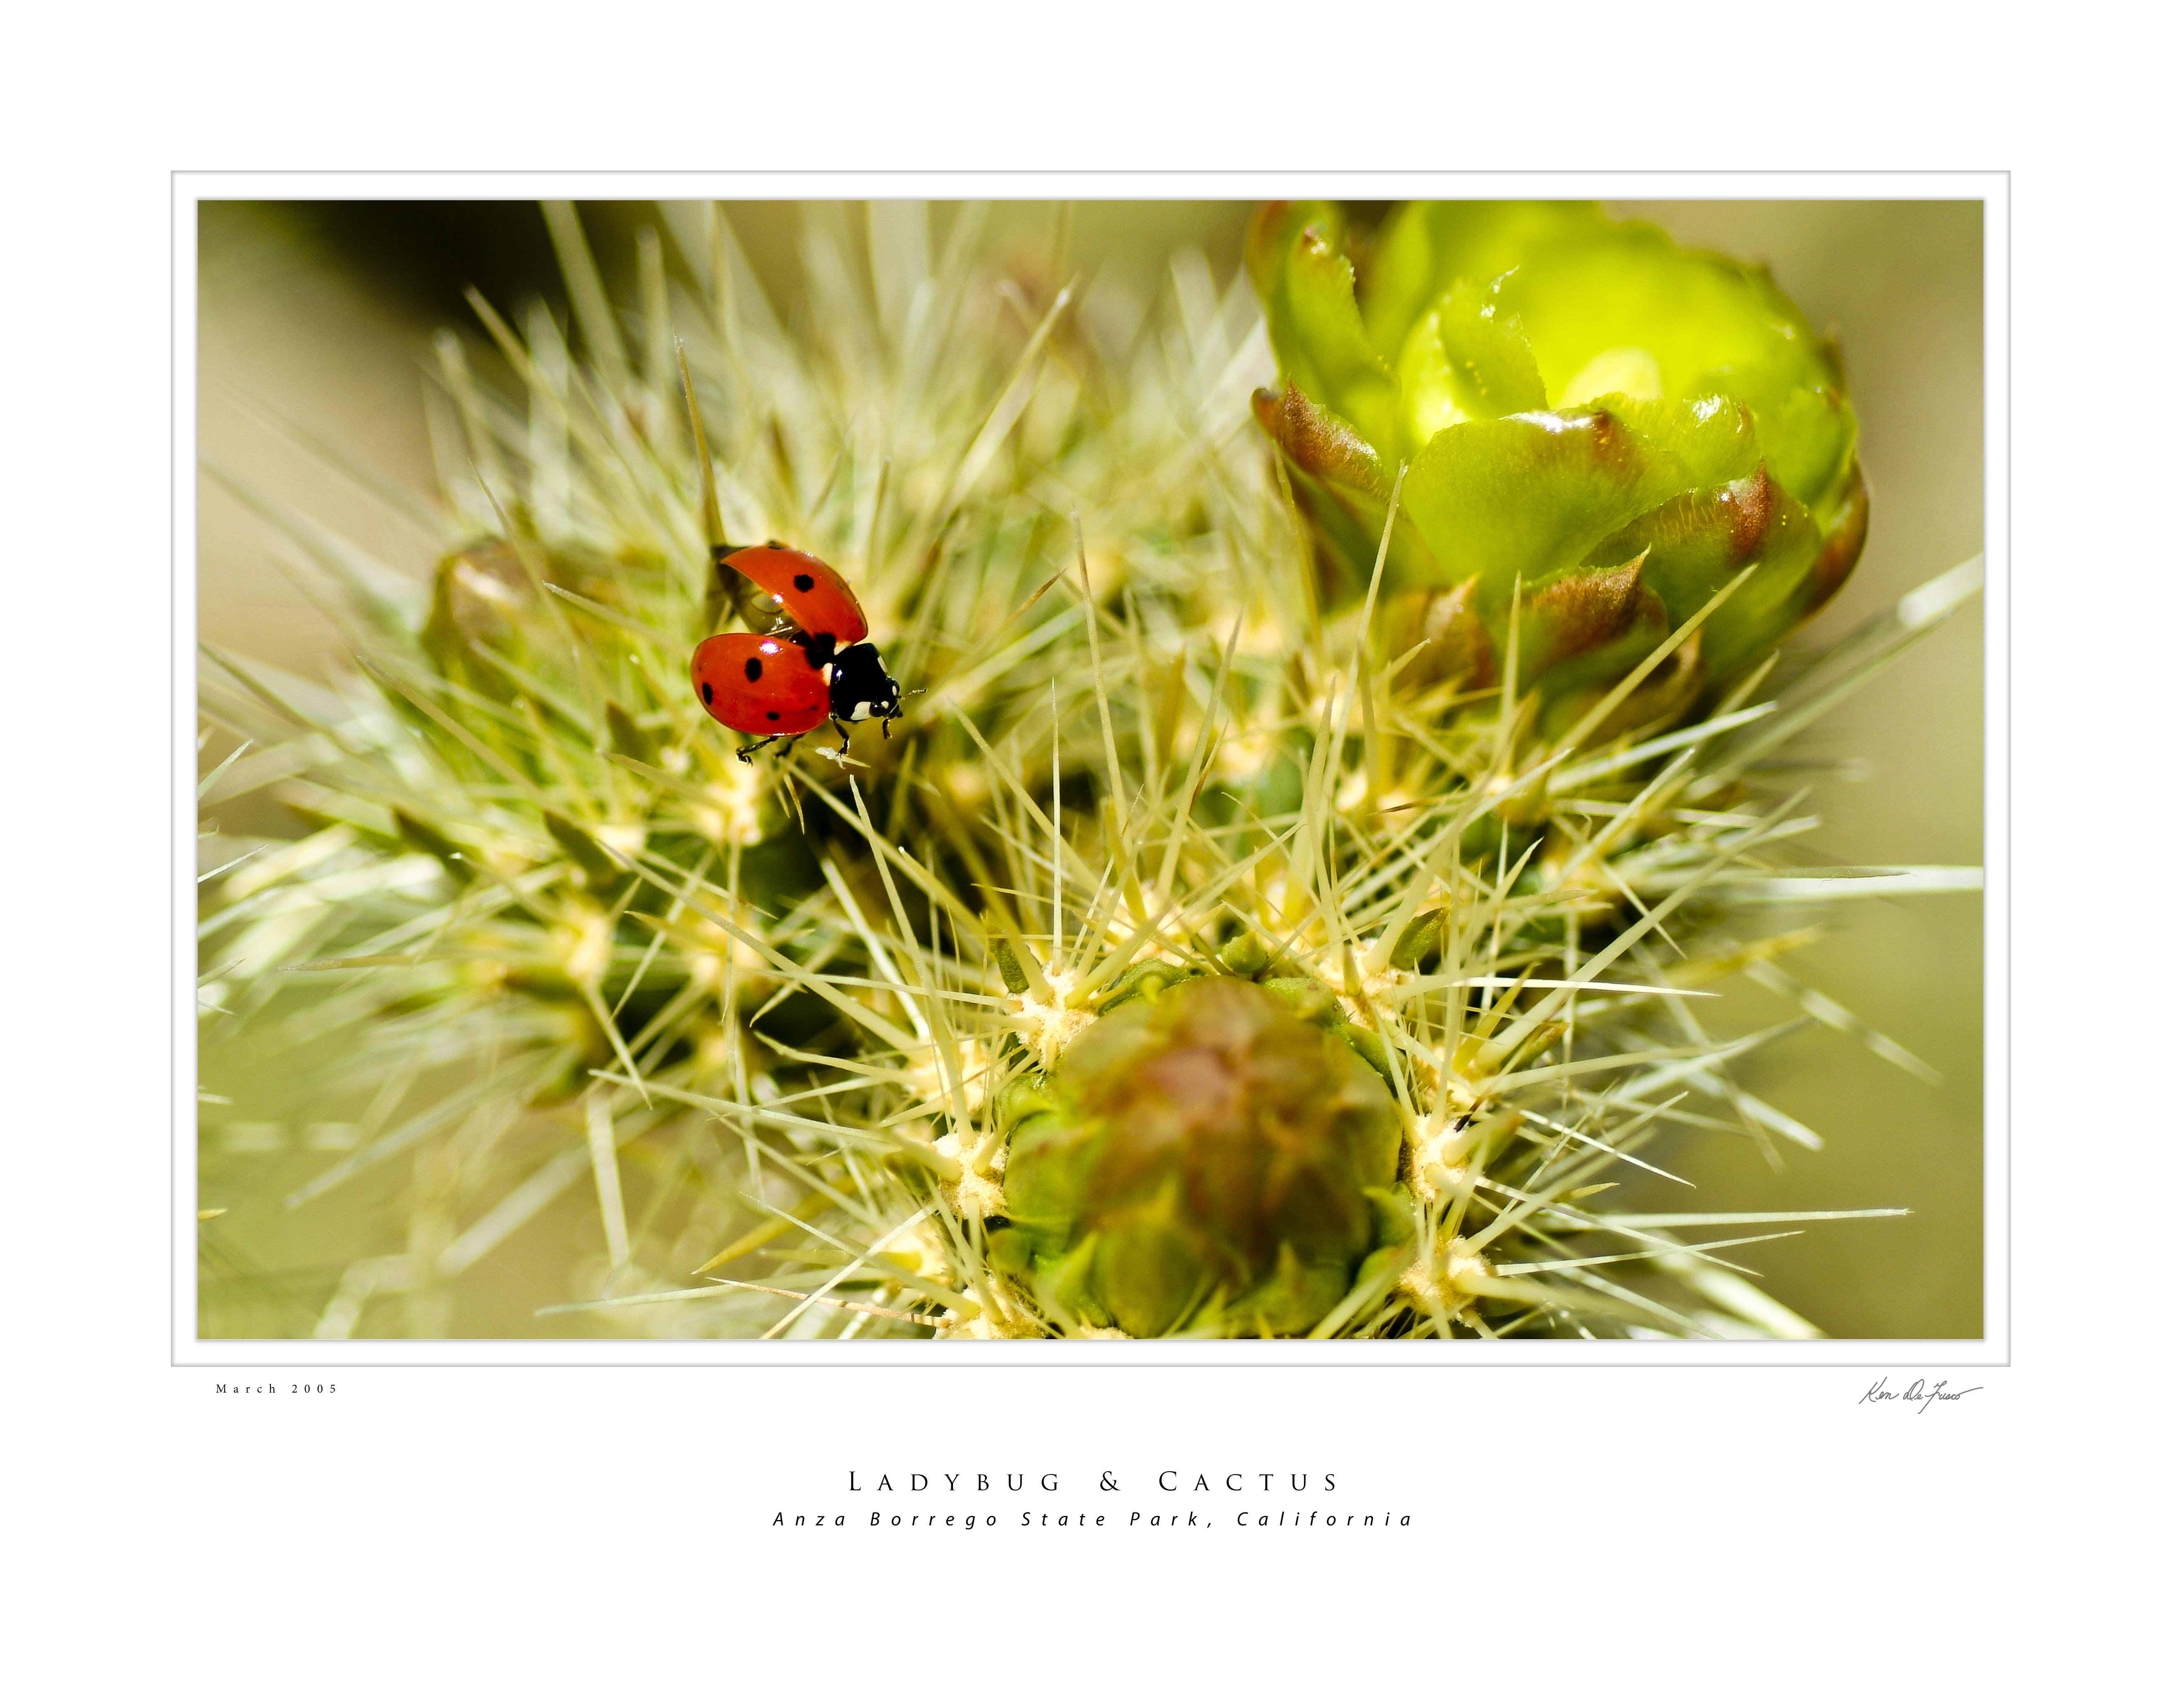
[1857, 1376, 1983, 1414]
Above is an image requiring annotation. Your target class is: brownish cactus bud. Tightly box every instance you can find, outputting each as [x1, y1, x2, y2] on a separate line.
[1000, 977, 1403, 1336]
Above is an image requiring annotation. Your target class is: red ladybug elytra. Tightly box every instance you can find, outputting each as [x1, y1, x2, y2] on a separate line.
[691, 541, 903, 762]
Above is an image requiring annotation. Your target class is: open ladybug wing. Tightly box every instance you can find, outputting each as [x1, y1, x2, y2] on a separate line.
[691, 633, 830, 736]
[716, 544, 869, 644]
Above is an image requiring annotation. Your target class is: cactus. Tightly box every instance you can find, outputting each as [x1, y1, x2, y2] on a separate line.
[197, 202, 1977, 1340]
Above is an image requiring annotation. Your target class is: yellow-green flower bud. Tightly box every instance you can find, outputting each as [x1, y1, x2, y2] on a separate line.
[1250, 201, 1866, 723]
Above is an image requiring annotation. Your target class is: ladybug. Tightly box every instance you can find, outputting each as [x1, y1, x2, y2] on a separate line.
[691, 540, 904, 762]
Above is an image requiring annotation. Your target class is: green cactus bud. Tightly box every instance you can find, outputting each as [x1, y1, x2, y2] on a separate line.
[391, 807, 476, 883]
[421, 541, 533, 686]
[542, 809, 624, 894]
[1095, 960, 1195, 1010]
[992, 1072, 1056, 1136]
[1365, 1185, 1418, 1251]
[1217, 930, 1271, 978]
[1336, 1023, 1399, 1092]
[604, 700, 657, 765]
[999, 976, 1403, 1336]
[1389, 906, 1447, 970]
[989, 930, 1034, 995]
[1258, 973, 1343, 1027]
[1250, 200, 1866, 725]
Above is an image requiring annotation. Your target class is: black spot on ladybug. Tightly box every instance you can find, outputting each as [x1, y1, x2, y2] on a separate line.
[793, 573, 814, 592]
[744, 657, 764, 682]
[701, 682, 714, 704]
[766, 711, 781, 722]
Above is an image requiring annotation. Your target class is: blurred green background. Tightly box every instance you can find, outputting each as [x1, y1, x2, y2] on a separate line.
[197, 199, 1983, 1338]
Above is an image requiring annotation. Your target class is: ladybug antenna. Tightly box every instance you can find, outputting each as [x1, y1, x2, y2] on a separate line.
[675, 340, 731, 562]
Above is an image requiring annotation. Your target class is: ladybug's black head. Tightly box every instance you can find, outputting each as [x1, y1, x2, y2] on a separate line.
[825, 641, 903, 727]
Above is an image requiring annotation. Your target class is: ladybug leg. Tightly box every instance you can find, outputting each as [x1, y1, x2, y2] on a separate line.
[833, 720, 851, 751]
[735, 740, 757, 765]
[881, 715, 893, 740]
[773, 734, 799, 760]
